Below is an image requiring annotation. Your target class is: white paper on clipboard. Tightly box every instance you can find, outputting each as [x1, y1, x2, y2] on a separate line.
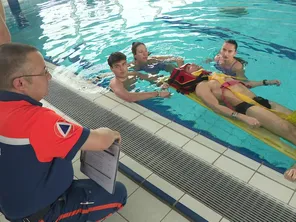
[80, 142, 120, 194]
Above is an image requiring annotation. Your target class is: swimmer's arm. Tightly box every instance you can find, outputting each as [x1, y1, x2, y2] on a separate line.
[128, 71, 158, 83]
[243, 79, 281, 88]
[0, 2, 11, 44]
[150, 55, 184, 67]
[196, 82, 247, 121]
[233, 63, 247, 80]
[204, 54, 221, 64]
[110, 80, 158, 102]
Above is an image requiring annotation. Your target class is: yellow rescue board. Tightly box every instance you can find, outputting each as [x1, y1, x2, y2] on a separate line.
[173, 88, 296, 160]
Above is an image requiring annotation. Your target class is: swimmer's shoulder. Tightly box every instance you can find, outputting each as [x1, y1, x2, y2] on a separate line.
[233, 59, 244, 70]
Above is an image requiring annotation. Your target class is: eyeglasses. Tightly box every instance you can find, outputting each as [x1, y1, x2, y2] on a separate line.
[12, 67, 51, 81]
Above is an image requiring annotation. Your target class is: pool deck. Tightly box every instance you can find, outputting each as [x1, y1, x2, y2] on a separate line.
[1, 62, 296, 222]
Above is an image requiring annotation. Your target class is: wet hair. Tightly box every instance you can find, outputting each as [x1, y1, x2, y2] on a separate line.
[225, 39, 238, 51]
[107, 52, 126, 67]
[0, 43, 38, 90]
[131, 42, 145, 55]
[224, 39, 248, 66]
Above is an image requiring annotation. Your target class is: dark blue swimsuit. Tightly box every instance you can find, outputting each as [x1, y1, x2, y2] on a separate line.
[137, 62, 167, 74]
[214, 60, 238, 76]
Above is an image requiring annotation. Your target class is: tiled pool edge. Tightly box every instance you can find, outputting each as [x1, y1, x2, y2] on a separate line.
[118, 162, 209, 222]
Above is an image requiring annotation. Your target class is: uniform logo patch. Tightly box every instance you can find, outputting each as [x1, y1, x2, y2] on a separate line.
[55, 122, 72, 138]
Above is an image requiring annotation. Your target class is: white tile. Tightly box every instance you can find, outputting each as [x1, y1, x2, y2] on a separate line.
[79, 91, 103, 102]
[183, 140, 220, 164]
[220, 218, 231, 222]
[147, 174, 184, 200]
[42, 101, 66, 117]
[156, 127, 190, 147]
[179, 194, 222, 222]
[224, 149, 260, 170]
[289, 192, 296, 208]
[116, 172, 139, 197]
[214, 156, 255, 182]
[132, 115, 163, 133]
[161, 210, 190, 222]
[73, 160, 139, 198]
[167, 122, 198, 139]
[123, 102, 148, 113]
[103, 213, 128, 222]
[112, 104, 140, 121]
[104, 91, 126, 103]
[120, 187, 171, 222]
[0, 214, 9, 222]
[72, 150, 81, 163]
[193, 135, 227, 153]
[258, 165, 296, 190]
[73, 160, 89, 179]
[120, 155, 152, 179]
[94, 95, 120, 110]
[63, 115, 81, 125]
[40, 99, 53, 108]
[119, 151, 126, 159]
[45, 61, 57, 70]
[249, 173, 294, 203]
[143, 110, 171, 125]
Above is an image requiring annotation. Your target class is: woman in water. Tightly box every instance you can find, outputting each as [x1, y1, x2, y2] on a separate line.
[129, 42, 184, 74]
[214, 39, 247, 79]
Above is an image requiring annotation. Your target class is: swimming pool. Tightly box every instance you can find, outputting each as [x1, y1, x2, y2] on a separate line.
[5, 0, 296, 171]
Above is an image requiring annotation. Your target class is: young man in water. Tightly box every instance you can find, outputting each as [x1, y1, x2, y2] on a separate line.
[109, 52, 171, 102]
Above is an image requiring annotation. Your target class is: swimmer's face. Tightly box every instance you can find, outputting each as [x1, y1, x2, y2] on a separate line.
[220, 42, 237, 61]
[111, 60, 128, 78]
[134, 44, 149, 63]
[184, 63, 202, 73]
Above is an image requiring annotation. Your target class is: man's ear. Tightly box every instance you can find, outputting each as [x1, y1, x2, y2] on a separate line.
[12, 77, 26, 91]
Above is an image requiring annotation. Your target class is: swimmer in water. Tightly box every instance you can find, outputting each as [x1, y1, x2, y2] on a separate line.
[206, 39, 247, 79]
[129, 42, 184, 74]
[109, 52, 171, 102]
[0, 0, 11, 45]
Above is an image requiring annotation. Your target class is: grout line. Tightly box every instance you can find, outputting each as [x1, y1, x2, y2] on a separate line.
[154, 125, 166, 135]
[117, 212, 130, 222]
[212, 152, 223, 165]
[288, 191, 295, 206]
[159, 209, 173, 222]
[254, 171, 295, 191]
[216, 151, 262, 172]
[181, 139, 191, 149]
[193, 139, 227, 155]
[247, 170, 257, 184]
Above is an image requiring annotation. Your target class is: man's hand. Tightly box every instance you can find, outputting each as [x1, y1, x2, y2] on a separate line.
[81, 128, 122, 151]
[159, 91, 171, 98]
[204, 58, 213, 64]
[267, 80, 281, 86]
[160, 83, 169, 90]
[147, 74, 159, 81]
[98, 127, 121, 144]
[241, 116, 261, 128]
[112, 130, 122, 144]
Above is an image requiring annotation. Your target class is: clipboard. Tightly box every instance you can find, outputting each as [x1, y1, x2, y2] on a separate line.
[80, 142, 120, 194]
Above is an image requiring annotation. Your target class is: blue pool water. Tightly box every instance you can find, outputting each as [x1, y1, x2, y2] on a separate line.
[5, 0, 296, 172]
